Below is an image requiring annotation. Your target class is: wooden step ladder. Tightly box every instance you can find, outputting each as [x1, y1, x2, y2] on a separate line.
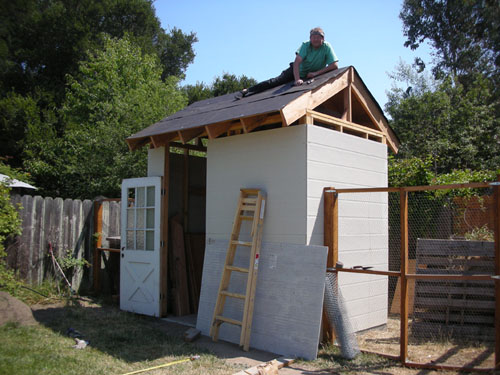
[210, 189, 266, 351]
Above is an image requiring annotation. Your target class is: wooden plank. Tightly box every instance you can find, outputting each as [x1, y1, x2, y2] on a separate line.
[351, 73, 399, 153]
[93, 200, 103, 292]
[126, 136, 151, 151]
[342, 67, 353, 122]
[416, 256, 494, 269]
[322, 187, 337, 344]
[493, 175, 500, 369]
[414, 297, 494, 310]
[31, 196, 44, 284]
[169, 214, 190, 316]
[205, 121, 233, 140]
[150, 132, 177, 149]
[280, 91, 311, 126]
[400, 191, 409, 362]
[309, 72, 349, 109]
[307, 110, 385, 140]
[416, 239, 494, 257]
[242, 191, 266, 351]
[415, 311, 494, 325]
[178, 127, 205, 144]
[160, 147, 169, 316]
[417, 284, 495, 296]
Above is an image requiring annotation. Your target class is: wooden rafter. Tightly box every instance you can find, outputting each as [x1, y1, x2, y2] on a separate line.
[205, 122, 234, 139]
[150, 133, 178, 149]
[351, 74, 398, 153]
[280, 70, 349, 126]
[178, 127, 205, 144]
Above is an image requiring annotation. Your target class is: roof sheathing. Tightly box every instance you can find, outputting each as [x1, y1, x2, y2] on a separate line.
[127, 66, 398, 152]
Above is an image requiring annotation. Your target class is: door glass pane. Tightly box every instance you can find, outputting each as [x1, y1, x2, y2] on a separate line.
[146, 231, 154, 251]
[127, 188, 135, 206]
[136, 230, 145, 250]
[137, 209, 145, 228]
[146, 186, 155, 207]
[127, 208, 134, 228]
[146, 208, 154, 228]
[137, 187, 145, 207]
[126, 230, 134, 249]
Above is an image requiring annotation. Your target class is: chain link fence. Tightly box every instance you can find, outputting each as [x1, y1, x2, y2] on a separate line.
[324, 182, 498, 371]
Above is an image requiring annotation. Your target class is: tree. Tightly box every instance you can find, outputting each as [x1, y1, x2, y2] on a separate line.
[0, 0, 196, 99]
[0, 0, 197, 167]
[386, 62, 499, 173]
[183, 73, 257, 105]
[24, 36, 187, 199]
[400, 0, 500, 93]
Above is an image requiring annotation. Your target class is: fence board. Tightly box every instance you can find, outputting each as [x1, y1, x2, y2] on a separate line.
[7, 195, 119, 290]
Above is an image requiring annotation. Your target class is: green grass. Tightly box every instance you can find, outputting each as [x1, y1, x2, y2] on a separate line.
[0, 301, 236, 375]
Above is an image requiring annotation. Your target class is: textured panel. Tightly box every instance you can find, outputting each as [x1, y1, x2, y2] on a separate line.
[196, 239, 327, 360]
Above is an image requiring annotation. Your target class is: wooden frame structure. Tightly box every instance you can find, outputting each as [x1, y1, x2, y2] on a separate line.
[125, 67, 399, 154]
[92, 198, 121, 293]
[323, 179, 500, 372]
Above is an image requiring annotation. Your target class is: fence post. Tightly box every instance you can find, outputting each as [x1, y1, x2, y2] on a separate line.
[323, 187, 338, 343]
[93, 200, 103, 292]
[400, 189, 409, 364]
[494, 175, 500, 370]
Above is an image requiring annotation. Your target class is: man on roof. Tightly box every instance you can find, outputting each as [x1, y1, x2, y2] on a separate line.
[240, 27, 339, 98]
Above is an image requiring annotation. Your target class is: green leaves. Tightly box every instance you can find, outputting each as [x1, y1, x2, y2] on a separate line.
[25, 36, 187, 199]
[386, 62, 499, 173]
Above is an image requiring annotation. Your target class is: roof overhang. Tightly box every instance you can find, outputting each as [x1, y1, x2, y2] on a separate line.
[127, 66, 399, 153]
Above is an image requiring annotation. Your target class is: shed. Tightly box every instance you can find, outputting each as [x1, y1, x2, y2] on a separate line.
[120, 66, 399, 359]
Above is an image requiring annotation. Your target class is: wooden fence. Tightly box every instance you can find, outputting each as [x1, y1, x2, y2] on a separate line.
[6, 195, 120, 291]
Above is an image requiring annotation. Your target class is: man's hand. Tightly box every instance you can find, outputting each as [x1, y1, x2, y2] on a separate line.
[294, 79, 304, 86]
[306, 72, 316, 79]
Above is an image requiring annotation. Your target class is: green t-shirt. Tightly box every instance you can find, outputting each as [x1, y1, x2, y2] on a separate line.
[296, 41, 338, 79]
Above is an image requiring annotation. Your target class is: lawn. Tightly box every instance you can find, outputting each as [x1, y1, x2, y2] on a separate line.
[0, 298, 237, 375]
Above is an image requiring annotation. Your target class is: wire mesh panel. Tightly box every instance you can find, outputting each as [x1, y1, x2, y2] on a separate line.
[328, 183, 498, 371]
[406, 189, 496, 368]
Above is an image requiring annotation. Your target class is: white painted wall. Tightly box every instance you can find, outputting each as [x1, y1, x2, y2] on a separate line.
[305, 125, 388, 332]
[206, 125, 308, 244]
[149, 124, 389, 334]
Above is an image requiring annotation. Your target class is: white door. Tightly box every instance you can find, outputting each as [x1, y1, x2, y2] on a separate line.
[120, 177, 162, 317]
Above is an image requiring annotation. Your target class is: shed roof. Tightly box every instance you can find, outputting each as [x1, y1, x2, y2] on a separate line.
[127, 66, 399, 153]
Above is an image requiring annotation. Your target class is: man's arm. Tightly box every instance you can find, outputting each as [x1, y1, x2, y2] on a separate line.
[306, 61, 339, 79]
[293, 54, 303, 85]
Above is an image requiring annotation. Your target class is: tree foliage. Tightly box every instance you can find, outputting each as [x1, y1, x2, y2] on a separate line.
[386, 61, 500, 173]
[183, 73, 257, 105]
[0, 0, 197, 168]
[400, 0, 500, 93]
[24, 36, 187, 199]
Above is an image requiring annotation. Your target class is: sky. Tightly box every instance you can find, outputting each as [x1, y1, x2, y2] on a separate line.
[154, 0, 433, 110]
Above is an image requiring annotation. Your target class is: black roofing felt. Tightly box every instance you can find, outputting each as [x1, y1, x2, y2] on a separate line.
[128, 66, 379, 141]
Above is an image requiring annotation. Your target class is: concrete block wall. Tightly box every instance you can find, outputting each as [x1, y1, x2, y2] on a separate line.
[196, 239, 327, 360]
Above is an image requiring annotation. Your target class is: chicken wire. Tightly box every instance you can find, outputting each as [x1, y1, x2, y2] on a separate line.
[331, 185, 497, 370]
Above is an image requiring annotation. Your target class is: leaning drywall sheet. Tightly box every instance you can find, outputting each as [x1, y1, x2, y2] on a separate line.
[196, 239, 327, 360]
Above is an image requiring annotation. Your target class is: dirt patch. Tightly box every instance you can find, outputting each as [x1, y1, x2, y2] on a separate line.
[357, 316, 495, 369]
[0, 292, 37, 326]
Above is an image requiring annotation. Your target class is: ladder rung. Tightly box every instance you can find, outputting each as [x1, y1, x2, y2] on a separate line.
[226, 265, 249, 273]
[215, 315, 242, 326]
[242, 198, 257, 204]
[240, 215, 254, 221]
[220, 291, 246, 299]
[231, 240, 252, 247]
[240, 204, 256, 211]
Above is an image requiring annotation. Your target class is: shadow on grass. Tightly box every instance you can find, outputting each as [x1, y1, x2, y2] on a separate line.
[31, 301, 200, 363]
